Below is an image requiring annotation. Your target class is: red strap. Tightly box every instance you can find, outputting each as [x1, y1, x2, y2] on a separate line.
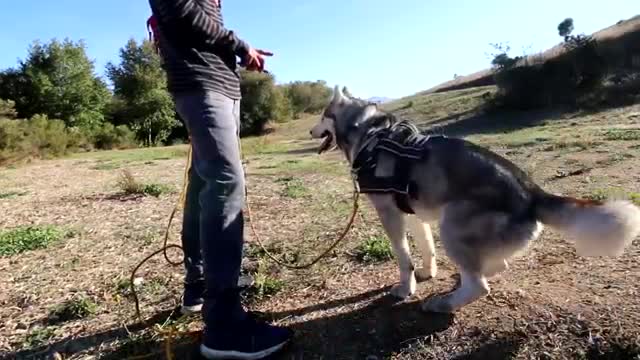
[146, 15, 160, 54]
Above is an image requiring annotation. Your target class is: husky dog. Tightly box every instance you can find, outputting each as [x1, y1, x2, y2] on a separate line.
[310, 85, 640, 313]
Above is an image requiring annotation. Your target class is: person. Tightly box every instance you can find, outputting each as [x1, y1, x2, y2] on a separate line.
[146, 0, 293, 358]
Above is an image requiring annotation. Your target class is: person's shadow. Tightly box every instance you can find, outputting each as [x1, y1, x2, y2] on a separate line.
[116, 286, 456, 360]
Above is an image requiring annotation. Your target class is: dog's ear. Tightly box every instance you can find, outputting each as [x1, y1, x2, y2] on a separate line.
[332, 85, 345, 103]
[367, 113, 393, 129]
[350, 104, 379, 130]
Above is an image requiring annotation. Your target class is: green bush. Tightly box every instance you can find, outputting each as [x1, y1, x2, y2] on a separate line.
[0, 114, 137, 165]
[240, 70, 291, 136]
[88, 122, 137, 150]
[0, 115, 70, 163]
[0, 99, 17, 119]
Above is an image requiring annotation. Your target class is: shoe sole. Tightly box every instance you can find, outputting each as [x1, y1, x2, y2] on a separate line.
[199, 340, 289, 360]
[180, 304, 203, 315]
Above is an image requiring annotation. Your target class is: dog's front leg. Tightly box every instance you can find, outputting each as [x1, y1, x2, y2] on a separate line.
[408, 216, 437, 280]
[371, 196, 416, 299]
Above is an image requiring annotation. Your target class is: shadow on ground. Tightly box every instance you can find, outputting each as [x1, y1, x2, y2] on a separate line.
[8, 287, 453, 360]
[8, 285, 640, 360]
[422, 108, 564, 138]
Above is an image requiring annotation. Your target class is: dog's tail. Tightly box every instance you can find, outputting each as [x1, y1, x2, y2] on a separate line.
[534, 191, 640, 257]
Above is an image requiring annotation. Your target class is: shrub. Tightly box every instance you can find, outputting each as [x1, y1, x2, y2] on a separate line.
[0, 114, 71, 163]
[116, 170, 173, 197]
[0, 99, 17, 119]
[240, 70, 292, 136]
[88, 122, 137, 150]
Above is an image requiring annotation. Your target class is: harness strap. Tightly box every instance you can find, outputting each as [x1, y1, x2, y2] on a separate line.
[352, 119, 438, 214]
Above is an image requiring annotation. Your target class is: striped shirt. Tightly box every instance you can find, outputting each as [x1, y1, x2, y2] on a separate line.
[148, 0, 250, 99]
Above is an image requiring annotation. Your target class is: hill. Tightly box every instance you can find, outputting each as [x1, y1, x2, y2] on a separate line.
[423, 14, 640, 94]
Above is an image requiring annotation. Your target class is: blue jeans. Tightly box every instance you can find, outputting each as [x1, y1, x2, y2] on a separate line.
[173, 90, 247, 325]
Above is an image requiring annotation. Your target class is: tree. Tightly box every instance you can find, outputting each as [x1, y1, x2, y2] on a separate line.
[106, 38, 179, 146]
[558, 18, 575, 38]
[0, 39, 111, 128]
[239, 70, 291, 136]
[282, 80, 332, 117]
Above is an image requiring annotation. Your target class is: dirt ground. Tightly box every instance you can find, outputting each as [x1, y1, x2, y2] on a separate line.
[1, 88, 640, 359]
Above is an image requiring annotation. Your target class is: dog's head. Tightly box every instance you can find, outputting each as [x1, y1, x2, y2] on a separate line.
[311, 85, 392, 161]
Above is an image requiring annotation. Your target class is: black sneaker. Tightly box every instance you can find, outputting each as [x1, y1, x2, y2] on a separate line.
[180, 280, 204, 315]
[200, 313, 293, 359]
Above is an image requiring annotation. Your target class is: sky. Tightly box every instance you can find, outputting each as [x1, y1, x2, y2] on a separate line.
[0, 1, 637, 99]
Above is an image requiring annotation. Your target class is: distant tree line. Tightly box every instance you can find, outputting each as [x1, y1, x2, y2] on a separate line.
[0, 37, 337, 164]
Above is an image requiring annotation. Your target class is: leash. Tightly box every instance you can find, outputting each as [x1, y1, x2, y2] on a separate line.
[129, 139, 360, 316]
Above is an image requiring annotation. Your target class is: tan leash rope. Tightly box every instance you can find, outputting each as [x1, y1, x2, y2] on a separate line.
[127, 140, 360, 359]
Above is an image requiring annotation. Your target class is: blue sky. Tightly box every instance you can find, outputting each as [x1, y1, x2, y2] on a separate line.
[0, 1, 637, 99]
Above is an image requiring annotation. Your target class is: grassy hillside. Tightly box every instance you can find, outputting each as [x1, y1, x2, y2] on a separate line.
[2, 88, 640, 359]
[424, 14, 640, 94]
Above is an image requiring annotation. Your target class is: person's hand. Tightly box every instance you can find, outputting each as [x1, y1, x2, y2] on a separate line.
[244, 48, 273, 72]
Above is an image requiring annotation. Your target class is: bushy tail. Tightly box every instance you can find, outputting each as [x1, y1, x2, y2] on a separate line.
[534, 192, 640, 257]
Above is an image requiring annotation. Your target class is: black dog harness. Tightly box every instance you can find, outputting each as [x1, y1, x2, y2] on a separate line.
[351, 119, 439, 214]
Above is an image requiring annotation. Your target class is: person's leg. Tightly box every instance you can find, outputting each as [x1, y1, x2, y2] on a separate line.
[180, 161, 206, 314]
[173, 90, 292, 359]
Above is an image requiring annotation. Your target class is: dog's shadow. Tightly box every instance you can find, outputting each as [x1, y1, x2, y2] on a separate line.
[272, 289, 456, 359]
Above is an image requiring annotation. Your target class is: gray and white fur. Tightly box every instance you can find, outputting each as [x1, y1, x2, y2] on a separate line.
[310, 85, 640, 313]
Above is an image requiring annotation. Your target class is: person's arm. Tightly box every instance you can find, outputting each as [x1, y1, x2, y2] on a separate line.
[151, 0, 250, 58]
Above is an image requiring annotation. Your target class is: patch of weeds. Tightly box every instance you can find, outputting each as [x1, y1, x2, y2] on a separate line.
[276, 176, 309, 199]
[0, 225, 72, 256]
[115, 278, 133, 296]
[252, 273, 284, 299]
[23, 326, 56, 348]
[544, 139, 601, 152]
[60, 256, 81, 270]
[47, 295, 98, 325]
[354, 235, 393, 263]
[277, 157, 344, 175]
[603, 129, 640, 141]
[0, 190, 27, 199]
[137, 231, 156, 246]
[242, 260, 285, 302]
[143, 277, 167, 295]
[104, 332, 159, 359]
[241, 137, 291, 156]
[586, 189, 609, 202]
[91, 161, 122, 170]
[116, 170, 174, 197]
[586, 188, 640, 204]
[504, 137, 549, 149]
[248, 263, 284, 300]
[596, 153, 634, 166]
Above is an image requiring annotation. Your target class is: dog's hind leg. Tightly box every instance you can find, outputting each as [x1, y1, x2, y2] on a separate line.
[421, 271, 489, 313]
[370, 195, 416, 299]
[407, 216, 437, 281]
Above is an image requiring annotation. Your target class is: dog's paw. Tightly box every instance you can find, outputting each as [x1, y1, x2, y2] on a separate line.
[415, 266, 437, 281]
[390, 281, 416, 299]
[421, 296, 455, 314]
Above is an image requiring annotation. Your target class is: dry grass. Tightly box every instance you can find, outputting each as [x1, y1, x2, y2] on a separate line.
[1, 91, 640, 359]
